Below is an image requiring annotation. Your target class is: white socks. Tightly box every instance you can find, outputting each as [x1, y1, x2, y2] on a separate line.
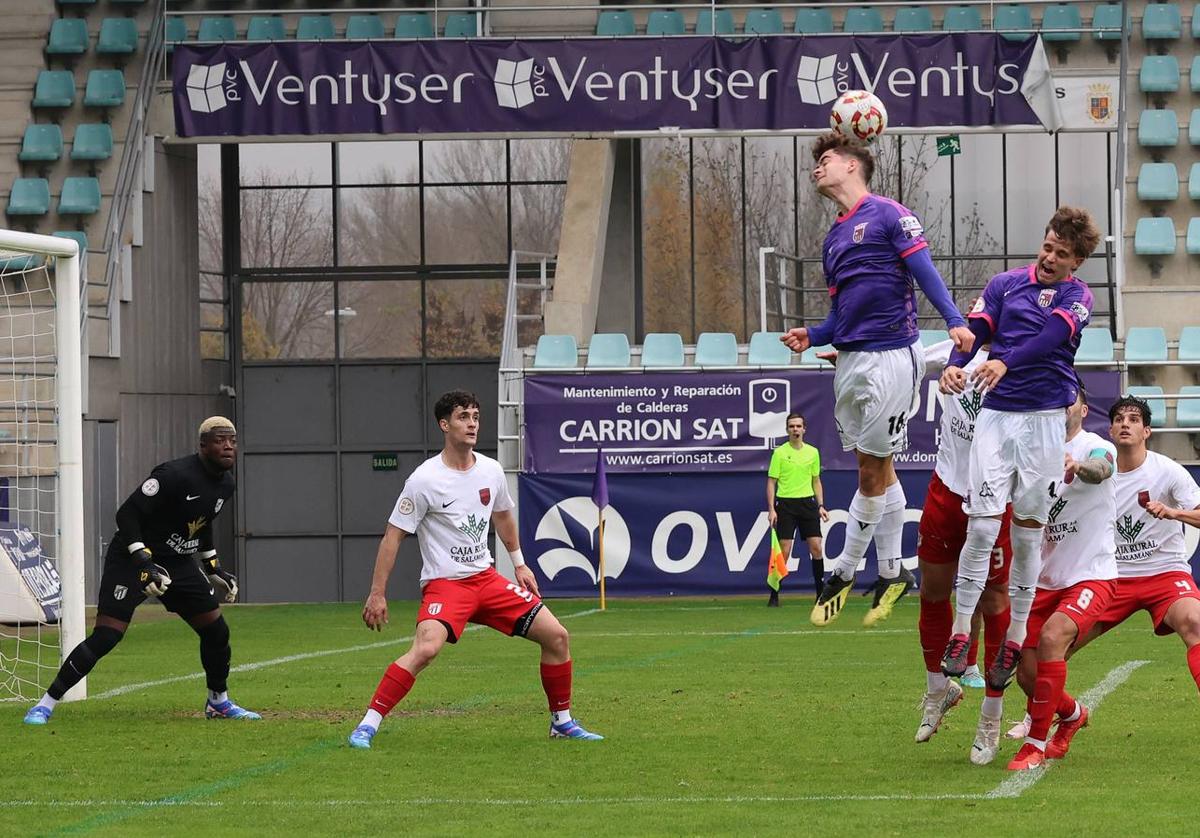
[551, 709, 573, 726]
[36, 694, 58, 712]
[360, 709, 383, 730]
[208, 690, 228, 705]
[873, 482, 907, 580]
[926, 671, 949, 693]
[981, 695, 1003, 719]
[831, 491, 885, 580]
[951, 517, 1003, 634]
[1006, 525, 1044, 646]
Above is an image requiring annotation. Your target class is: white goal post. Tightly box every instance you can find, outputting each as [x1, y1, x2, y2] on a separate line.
[0, 228, 85, 701]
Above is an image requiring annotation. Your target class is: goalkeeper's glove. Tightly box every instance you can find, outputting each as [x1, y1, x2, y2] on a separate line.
[202, 554, 238, 603]
[131, 547, 171, 597]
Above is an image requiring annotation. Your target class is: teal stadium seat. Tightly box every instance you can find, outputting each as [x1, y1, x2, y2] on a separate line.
[587, 333, 632, 368]
[84, 69, 125, 108]
[1138, 109, 1179, 147]
[165, 16, 188, 48]
[919, 329, 950, 347]
[596, 11, 636, 36]
[1187, 218, 1200, 254]
[1134, 217, 1177, 255]
[1142, 3, 1182, 40]
[794, 8, 834, 33]
[346, 15, 385, 40]
[696, 9, 736, 35]
[46, 18, 89, 56]
[641, 333, 685, 367]
[744, 9, 785, 35]
[943, 5, 984, 31]
[646, 11, 686, 36]
[1140, 56, 1180, 93]
[444, 13, 481, 38]
[1138, 162, 1180, 200]
[0, 251, 44, 272]
[6, 179, 51, 216]
[1041, 4, 1082, 41]
[533, 334, 578, 368]
[1178, 326, 1200, 360]
[394, 13, 435, 39]
[197, 17, 236, 43]
[246, 17, 286, 41]
[19, 125, 64, 163]
[1092, 4, 1127, 40]
[1124, 326, 1168, 362]
[296, 15, 335, 41]
[894, 7, 935, 32]
[52, 230, 88, 255]
[97, 17, 138, 54]
[800, 345, 834, 367]
[1195, 3, 1200, 38]
[843, 7, 885, 33]
[748, 332, 792, 365]
[58, 177, 101, 215]
[1192, 56, 1200, 93]
[32, 70, 75, 109]
[71, 123, 114, 162]
[695, 333, 739, 366]
[993, 4, 1034, 40]
[1177, 386, 1200, 428]
[1076, 328, 1115, 363]
[1127, 386, 1167, 427]
[1191, 110, 1200, 145]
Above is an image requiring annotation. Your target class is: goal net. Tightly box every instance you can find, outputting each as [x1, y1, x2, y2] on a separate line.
[0, 230, 84, 702]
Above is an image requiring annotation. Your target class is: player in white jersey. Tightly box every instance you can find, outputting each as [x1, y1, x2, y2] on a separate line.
[346, 390, 603, 749]
[1001, 387, 1117, 770]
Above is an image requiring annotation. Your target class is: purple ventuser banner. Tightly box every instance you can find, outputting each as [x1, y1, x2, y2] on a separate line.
[523, 369, 1122, 474]
[173, 34, 1058, 137]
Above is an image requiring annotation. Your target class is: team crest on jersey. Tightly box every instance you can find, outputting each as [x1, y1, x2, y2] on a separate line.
[852, 222, 868, 244]
[397, 497, 414, 515]
[1037, 289, 1056, 308]
[898, 215, 923, 239]
[427, 602, 442, 616]
[141, 478, 159, 497]
[479, 487, 491, 506]
[1070, 302, 1089, 323]
[113, 584, 128, 601]
[1116, 514, 1146, 543]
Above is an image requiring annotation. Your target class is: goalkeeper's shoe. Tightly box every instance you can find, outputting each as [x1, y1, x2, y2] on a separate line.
[959, 665, 986, 689]
[986, 640, 1023, 691]
[204, 698, 261, 720]
[550, 719, 604, 740]
[1006, 742, 1046, 771]
[970, 711, 1002, 766]
[23, 705, 52, 725]
[1045, 704, 1089, 760]
[348, 724, 377, 749]
[810, 574, 853, 626]
[940, 633, 971, 677]
[914, 679, 963, 743]
[862, 568, 915, 627]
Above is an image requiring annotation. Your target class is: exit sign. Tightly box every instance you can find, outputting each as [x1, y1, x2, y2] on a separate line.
[936, 135, 962, 156]
[372, 453, 398, 471]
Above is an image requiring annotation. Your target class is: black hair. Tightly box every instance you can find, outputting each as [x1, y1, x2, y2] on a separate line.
[1107, 395, 1151, 425]
[434, 390, 481, 423]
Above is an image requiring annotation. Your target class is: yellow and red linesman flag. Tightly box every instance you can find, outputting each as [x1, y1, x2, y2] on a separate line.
[767, 530, 789, 592]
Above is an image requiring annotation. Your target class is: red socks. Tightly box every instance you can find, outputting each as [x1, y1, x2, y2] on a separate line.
[919, 598, 953, 674]
[1057, 689, 1078, 719]
[369, 663, 415, 717]
[1188, 644, 1200, 694]
[540, 660, 573, 712]
[1027, 659, 1067, 742]
[967, 633, 979, 668]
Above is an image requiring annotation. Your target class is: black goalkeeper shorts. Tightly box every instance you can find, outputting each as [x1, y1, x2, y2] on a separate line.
[97, 546, 220, 622]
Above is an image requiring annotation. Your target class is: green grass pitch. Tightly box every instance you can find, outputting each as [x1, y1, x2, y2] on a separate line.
[1, 596, 1194, 837]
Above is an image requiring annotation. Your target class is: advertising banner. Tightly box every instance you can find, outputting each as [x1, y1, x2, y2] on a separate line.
[0, 526, 62, 623]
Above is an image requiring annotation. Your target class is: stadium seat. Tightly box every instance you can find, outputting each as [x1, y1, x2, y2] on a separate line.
[444, 13, 481, 38]
[1127, 386, 1167, 427]
[6, 178, 51, 216]
[32, 70, 76, 109]
[0, 251, 44, 272]
[46, 18, 89, 56]
[1195, 3, 1200, 38]
[919, 329, 949, 347]
[1125, 326, 1169, 362]
[894, 7, 935, 32]
[84, 69, 125, 108]
[800, 345, 834, 367]
[296, 15, 335, 41]
[1137, 162, 1179, 201]
[18, 125, 64, 163]
[794, 8, 834, 33]
[533, 334, 578, 368]
[1091, 3, 1126, 40]
[246, 17, 286, 41]
[346, 15, 385, 40]
[394, 14, 435, 39]
[1076, 327, 1115, 363]
[641, 333, 685, 367]
[586, 333, 632, 368]
[1140, 56, 1180, 93]
[164, 16, 188, 48]
[52, 230, 88, 255]
[1178, 326, 1200, 360]
[646, 10, 686, 36]
[1041, 4, 1082, 41]
[1134, 217, 1177, 255]
[843, 7, 885, 33]
[1138, 109, 1179, 147]
[70, 123, 113, 162]
[748, 331, 792, 365]
[1142, 3, 1182, 40]
[993, 4, 1034, 40]
[695, 332, 739, 366]
[943, 5, 984, 31]
[197, 16, 236, 43]
[744, 9, 785, 35]
[1192, 56, 1200, 93]
[1177, 386, 1200, 428]
[696, 9, 736, 35]
[97, 17, 138, 54]
[1187, 218, 1200, 254]
[58, 177, 101, 215]
[1191, 110, 1200, 145]
[596, 11, 636, 36]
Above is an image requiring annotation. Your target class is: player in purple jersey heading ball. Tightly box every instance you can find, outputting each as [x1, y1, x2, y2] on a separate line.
[782, 133, 974, 628]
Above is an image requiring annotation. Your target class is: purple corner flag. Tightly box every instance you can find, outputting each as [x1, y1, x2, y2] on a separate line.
[591, 447, 609, 510]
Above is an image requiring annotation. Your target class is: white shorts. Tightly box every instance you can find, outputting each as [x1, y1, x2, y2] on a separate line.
[966, 407, 1066, 523]
[832, 343, 925, 458]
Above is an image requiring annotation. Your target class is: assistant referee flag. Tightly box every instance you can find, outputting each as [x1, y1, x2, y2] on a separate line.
[767, 530, 789, 591]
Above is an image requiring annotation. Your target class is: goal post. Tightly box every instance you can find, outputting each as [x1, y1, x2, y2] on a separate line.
[0, 228, 85, 702]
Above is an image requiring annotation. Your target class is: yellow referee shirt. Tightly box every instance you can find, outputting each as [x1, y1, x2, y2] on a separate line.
[768, 443, 820, 499]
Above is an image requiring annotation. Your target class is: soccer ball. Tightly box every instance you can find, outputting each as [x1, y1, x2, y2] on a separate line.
[829, 90, 888, 142]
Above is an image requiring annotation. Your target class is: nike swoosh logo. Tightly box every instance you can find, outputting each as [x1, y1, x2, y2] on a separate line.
[186, 494, 200, 501]
[1032, 699, 1048, 704]
[442, 500, 456, 508]
[209, 589, 215, 596]
[1066, 605, 1082, 613]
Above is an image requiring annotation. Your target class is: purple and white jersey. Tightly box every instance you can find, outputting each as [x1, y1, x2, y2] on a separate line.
[819, 195, 930, 351]
[968, 265, 1093, 412]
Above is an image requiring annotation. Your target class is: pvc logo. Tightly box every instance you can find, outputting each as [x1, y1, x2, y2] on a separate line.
[494, 58, 538, 109]
[186, 62, 229, 113]
[795, 55, 839, 105]
[534, 497, 631, 584]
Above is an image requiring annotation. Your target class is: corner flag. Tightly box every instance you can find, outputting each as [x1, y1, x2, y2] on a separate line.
[593, 448, 609, 610]
[767, 529, 789, 592]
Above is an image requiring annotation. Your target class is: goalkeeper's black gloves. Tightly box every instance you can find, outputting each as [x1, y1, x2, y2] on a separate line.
[131, 547, 171, 597]
[202, 555, 239, 603]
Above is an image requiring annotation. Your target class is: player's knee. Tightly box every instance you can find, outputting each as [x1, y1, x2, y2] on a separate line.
[1037, 622, 1072, 658]
[197, 615, 230, 648]
[85, 625, 124, 659]
[1174, 608, 1200, 645]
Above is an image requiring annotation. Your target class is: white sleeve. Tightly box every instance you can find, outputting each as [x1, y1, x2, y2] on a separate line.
[924, 339, 953, 374]
[493, 468, 515, 512]
[1169, 462, 1200, 510]
[388, 480, 426, 533]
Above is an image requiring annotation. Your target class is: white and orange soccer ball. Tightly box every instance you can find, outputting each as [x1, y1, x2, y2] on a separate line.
[829, 90, 888, 142]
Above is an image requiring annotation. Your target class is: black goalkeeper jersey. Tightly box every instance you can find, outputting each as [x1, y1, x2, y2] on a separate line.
[111, 454, 236, 560]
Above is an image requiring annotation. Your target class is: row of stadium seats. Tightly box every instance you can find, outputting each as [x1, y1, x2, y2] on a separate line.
[1137, 109, 1200, 146]
[1133, 217, 1200, 255]
[18, 124, 113, 165]
[31, 69, 126, 110]
[1139, 55, 1200, 93]
[6, 178, 102, 217]
[1125, 386, 1200, 428]
[47, 17, 139, 57]
[168, 13, 481, 43]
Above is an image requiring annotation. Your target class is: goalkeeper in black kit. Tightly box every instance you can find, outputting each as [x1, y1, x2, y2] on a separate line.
[23, 417, 259, 724]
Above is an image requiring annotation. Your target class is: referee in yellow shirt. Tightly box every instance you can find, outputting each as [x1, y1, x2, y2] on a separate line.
[767, 413, 828, 606]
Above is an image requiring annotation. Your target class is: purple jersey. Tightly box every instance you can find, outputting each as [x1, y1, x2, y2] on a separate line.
[818, 195, 932, 351]
[968, 264, 1093, 411]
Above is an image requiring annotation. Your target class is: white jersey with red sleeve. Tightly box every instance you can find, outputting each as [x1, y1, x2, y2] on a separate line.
[926, 338, 989, 498]
[1112, 450, 1200, 578]
[1039, 430, 1118, 590]
[388, 452, 514, 586]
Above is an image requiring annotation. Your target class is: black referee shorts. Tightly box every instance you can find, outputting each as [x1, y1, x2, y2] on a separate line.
[774, 496, 821, 541]
[97, 545, 220, 622]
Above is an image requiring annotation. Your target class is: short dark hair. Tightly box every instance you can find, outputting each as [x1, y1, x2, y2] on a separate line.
[786, 412, 805, 426]
[1045, 205, 1101, 260]
[812, 132, 875, 185]
[1108, 395, 1151, 425]
[434, 390, 480, 423]
[1075, 377, 1087, 403]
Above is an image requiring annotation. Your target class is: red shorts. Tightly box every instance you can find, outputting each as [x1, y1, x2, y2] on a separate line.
[1096, 571, 1200, 637]
[417, 567, 543, 643]
[1023, 579, 1118, 650]
[917, 471, 1014, 587]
